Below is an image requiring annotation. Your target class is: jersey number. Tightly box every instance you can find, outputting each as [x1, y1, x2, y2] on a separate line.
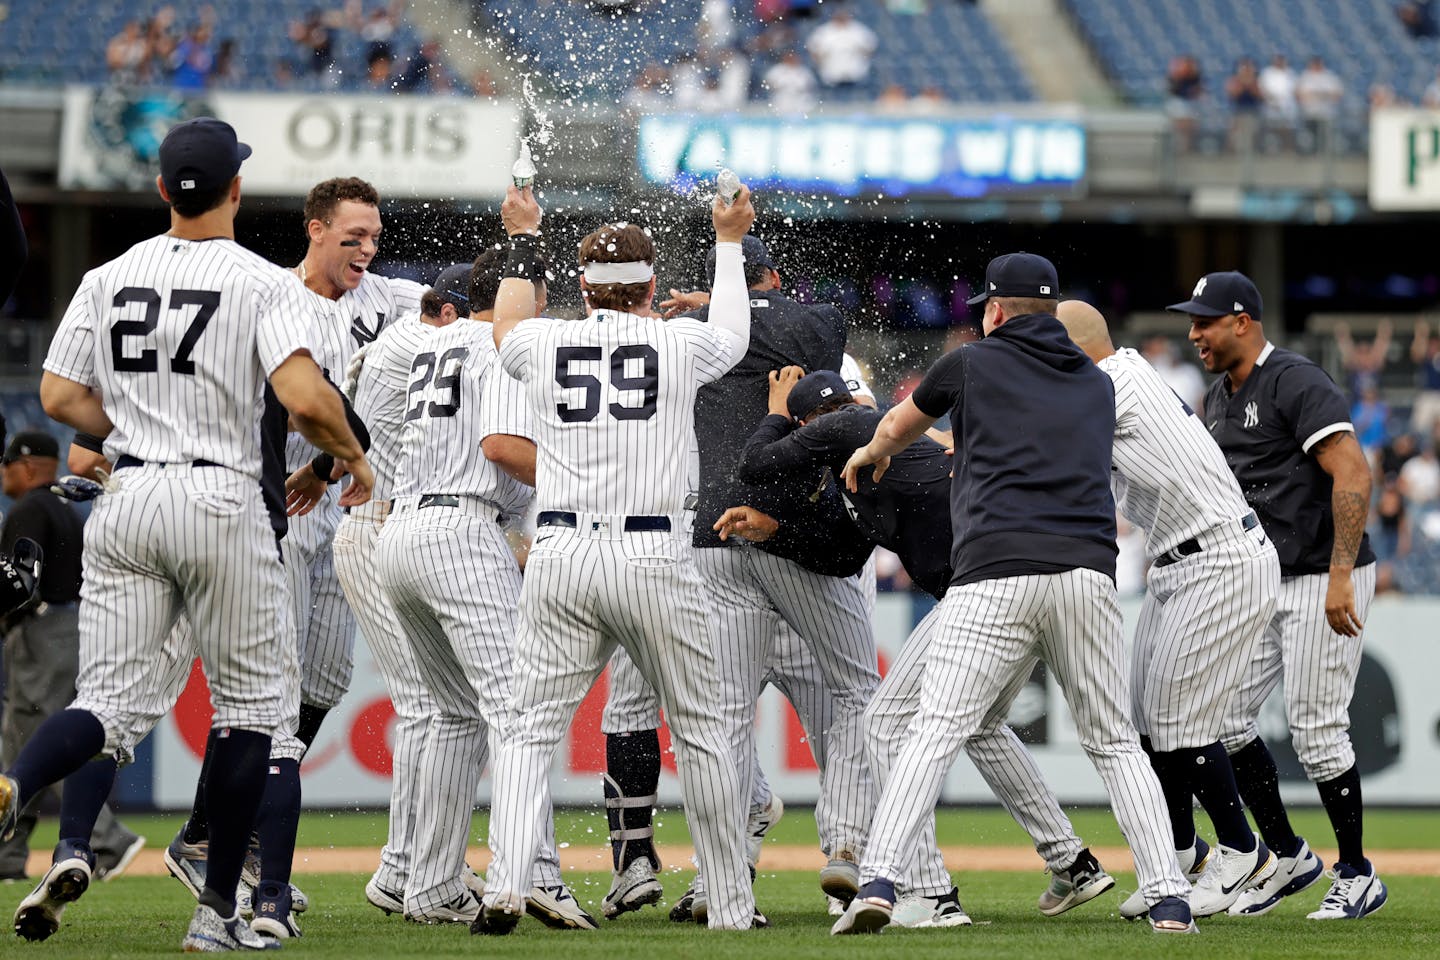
[110, 287, 219, 374]
[553, 344, 658, 423]
[404, 347, 469, 421]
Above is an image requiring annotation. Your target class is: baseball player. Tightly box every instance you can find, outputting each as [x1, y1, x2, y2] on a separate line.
[833, 253, 1194, 935]
[1169, 272, 1384, 920]
[0, 118, 372, 951]
[728, 366, 1117, 925]
[1056, 301, 1281, 918]
[330, 258, 468, 918]
[475, 184, 758, 933]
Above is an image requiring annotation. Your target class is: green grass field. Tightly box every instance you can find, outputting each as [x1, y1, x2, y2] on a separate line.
[9, 809, 1439, 958]
[26, 805, 1440, 853]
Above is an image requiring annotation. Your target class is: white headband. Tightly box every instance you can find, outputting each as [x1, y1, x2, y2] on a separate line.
[583, 261, 654, 284]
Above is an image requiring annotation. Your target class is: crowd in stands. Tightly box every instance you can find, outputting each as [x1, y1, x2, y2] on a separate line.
[101, 1, 488, 96]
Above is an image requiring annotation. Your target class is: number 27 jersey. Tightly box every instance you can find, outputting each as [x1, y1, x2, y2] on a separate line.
[43, 235, 316, 478]
[499, 310, 738, 516]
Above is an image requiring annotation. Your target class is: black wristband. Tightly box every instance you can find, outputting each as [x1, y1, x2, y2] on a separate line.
[73, 432, 106, 453]
[504, 233, 541, 280]
[310, 453, 337, 484]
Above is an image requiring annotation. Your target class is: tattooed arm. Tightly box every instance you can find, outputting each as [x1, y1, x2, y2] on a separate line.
[1313, 430, 1372, 637]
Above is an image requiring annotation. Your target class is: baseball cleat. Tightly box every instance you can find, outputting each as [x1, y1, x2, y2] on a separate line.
[14, 842, 94, 942]
[1148, 896, 1198, 933]
[1305, 862, 1387, 920]
[95, 835, 147, 882]
[690, 890, 709, 925]
[826, 895, 845, 917]
[0, 775, 21, 843]
[668, 886, 697, 923]
[1038, 848, 1115, 916]
[406, 890, 480, 924]
[891, 887, 973, 928]
[602, 858, 664, 918]
[745, 794, 784, 866]
[527, 884, 598, 930]
[819, 849, 861, 905]
[164, 830, 210, 900]
[1120, 835, 1211, 919]
[830, 879, 896, 935]
[1228, 837, 1324, 916]
[469, 893, 524, 936]
[364, 877, 404, 916]
[181, 903, 278, 952]
[1190, 839, 1276, 917]
[250, 882, 301, 939]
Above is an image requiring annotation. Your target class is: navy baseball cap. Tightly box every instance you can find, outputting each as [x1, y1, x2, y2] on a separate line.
[431, 263, 473, 313]
[788, 370, 852, 420]
[706, 234, 775, 283]
[1166, 271, 1263, 320]
[966, 252, 1060, 305]
[3, 431, 59, 464]
[159, 118, 251, 197]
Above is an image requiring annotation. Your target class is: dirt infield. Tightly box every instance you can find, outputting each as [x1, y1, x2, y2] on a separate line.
[35, 844, 1440, 879]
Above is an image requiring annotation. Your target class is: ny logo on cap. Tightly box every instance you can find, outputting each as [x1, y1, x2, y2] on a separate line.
[989, 281, 996, 290]
[1193, 277, 1208, 297]
[1234, 301, 1245, 312]
[180, 179, 196, 190]
[1040, 285, 1051, 295]
[820, 387, 834, 398]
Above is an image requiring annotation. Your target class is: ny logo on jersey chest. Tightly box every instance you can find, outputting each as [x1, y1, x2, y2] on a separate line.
[352, 311, 385, 346]
[1243, 400, 1260, 429]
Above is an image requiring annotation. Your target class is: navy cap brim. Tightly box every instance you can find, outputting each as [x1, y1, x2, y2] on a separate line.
[237, 142, 253, 162]
[1165, 299, 1230, 316]
[966, 290, 991, 306]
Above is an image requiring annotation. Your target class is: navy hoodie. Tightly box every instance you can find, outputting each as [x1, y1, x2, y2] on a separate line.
[910, 313, 1118, 587]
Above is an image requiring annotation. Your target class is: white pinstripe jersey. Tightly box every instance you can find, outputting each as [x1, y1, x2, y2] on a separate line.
[349, 312, 435, 500]
[44, 235, 315, 479]
[393, 319, 534, 516]
[1100, 347, 1252, 559]
[286, 271, 427, 472]
[499, 310, 739, 516]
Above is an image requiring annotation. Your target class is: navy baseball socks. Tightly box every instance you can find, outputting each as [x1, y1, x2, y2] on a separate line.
[605, 730, 662, 871]
[1230, 737, 1303, 859]
[1316, 765, 1366, 872]
[59, 757, 119, 842]
[256, 758, 302, 887]
[196, 727, 271, 917]
[296, 703, 330, 750]
[4, 709, 106, 831]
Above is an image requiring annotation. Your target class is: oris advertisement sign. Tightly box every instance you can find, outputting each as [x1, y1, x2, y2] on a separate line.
[59, 86, 519, 199]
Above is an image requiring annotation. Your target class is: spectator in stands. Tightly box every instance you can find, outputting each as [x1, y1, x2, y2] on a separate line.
[1141, 335, 1206, 414]
[1410, 320, 1440, 434]
[1379, 431, 1419, 483]
[290, 8, 338, 79]
[624, 63, 671, 112]
[913, 85, 948, 110]
[1422, 67, 1440, 108]
[756, 0, 789, 24]
[699, 0, 737, 51]
[806, 9, 879, 90]
[876, 83, 910, 111]
[397, 39, 451, 94]
[670, 51, 706, 109]
[365, 48, 395, 91]
[105, 20, 149, 84]
[1399, 437, 1440, 506]
[1369, 83, 1404, 109]
[1352, 381, 1390, 459]
[1394, 501, 1440, 593]
[170, 23, 216, 91]
[1258, 54, 1298, 150]
[1224, 57, 1264, 152]
[359, 0, 400, 62]
[1297, 56, 1344, 152]
[1371, 477, 1409, 563]
[1335, 318, 1394, 398]
[762, 50, 817, 114]
[1398, 0, 1439, 38]
[1164, 54, 1205, 151]
[712, 46, 752, 110]
[470, 68, 500, 98]
[144, 7, 180, 73]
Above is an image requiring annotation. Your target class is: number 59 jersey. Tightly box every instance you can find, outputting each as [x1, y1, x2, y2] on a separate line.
[391, 318, 535, 516]
[498, 310, 739, 516]
[43, 236, 317, 478]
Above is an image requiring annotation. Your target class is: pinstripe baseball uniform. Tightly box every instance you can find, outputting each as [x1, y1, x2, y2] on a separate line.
[333, 312, 439, 901]
[484, 265, 756, 929]
[40, 235, 312, 757]
[854, 313, 1189, 911]
[284, 271, 425, 726]
[374, 316, 570, 917]
[1210, 342, 1377, 779]
[1101, 348, 1279, 751]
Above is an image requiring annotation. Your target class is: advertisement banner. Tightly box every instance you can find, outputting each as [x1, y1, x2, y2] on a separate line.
[638, 112, 1087, 200]
[58, 86, 519, 199]
[150, 594, 1437, 809]
[1369, 107, 1440, 211]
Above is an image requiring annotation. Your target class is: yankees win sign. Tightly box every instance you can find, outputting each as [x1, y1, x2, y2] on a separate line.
[59, 86, 520, 199]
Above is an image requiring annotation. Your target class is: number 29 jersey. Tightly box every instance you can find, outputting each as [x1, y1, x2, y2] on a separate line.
[43, 235, 317, 479]
[498, 310, 739, 516]
[391, 318, 534, 517]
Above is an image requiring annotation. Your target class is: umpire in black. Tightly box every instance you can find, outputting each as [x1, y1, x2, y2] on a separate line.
[0, 431, 142, 880]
